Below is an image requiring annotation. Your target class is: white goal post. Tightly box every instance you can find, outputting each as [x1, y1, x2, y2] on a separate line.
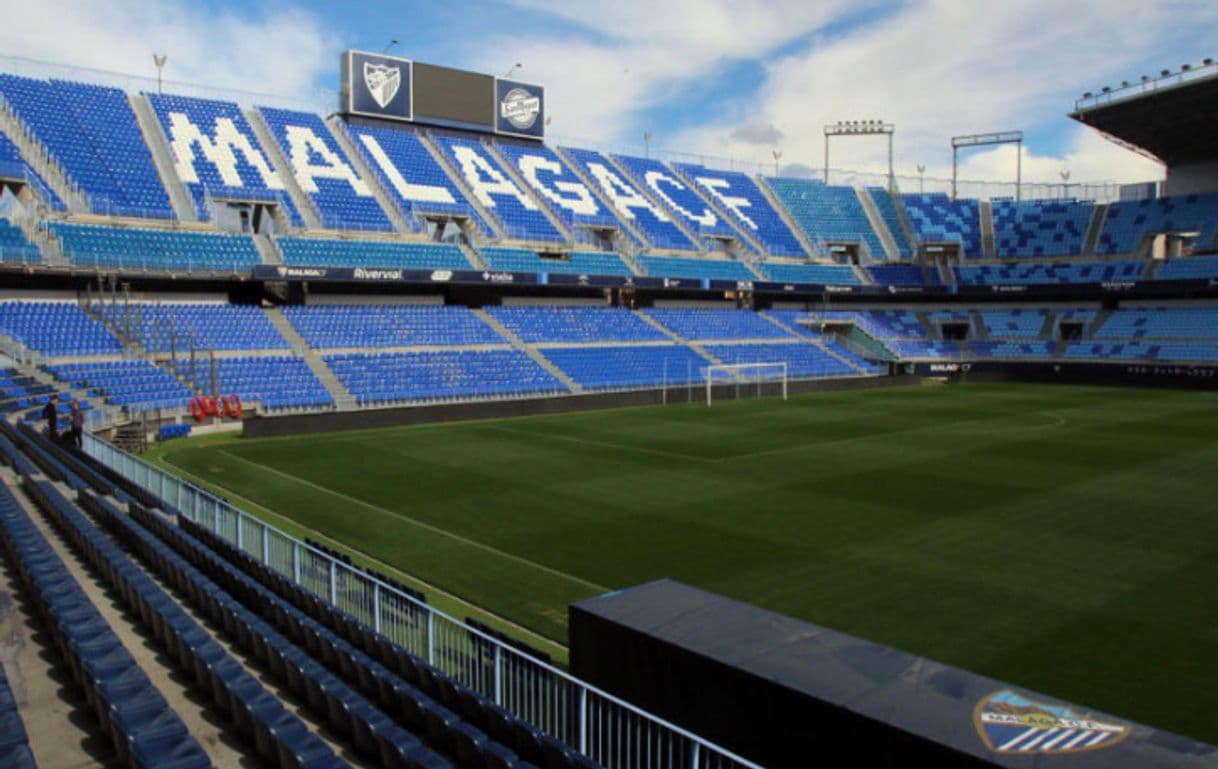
[704, 362, 788, 406]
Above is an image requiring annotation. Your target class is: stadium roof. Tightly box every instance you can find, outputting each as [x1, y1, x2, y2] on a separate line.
[1069, 63, 1218, 167]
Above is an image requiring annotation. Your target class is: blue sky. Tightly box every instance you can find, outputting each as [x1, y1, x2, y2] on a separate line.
[2, 0, 1216, 191]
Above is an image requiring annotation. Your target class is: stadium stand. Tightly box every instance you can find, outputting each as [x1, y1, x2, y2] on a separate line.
[493, 140, 630, 238]
[340, 123, 487, 232]
[1093, 307, 1218, 339]
[1098, 193, 1218, 255]
[765, 179, 886, 258]
[901, 193, 982, 257]
[674, 163, 808, 257]
[646, 308, 793, 340]
[0, 127, 65, 211]
[47, 360, 193, 410]
[173, 356, 332, 410]
[637, 254, 755, 281]
[867, 264, 931, 285]
[430, 134, 566, 242]
[479, 247, 633, 276]
[702, 342, 862, 378]
[148, 92, 303, 224]
[0, 658, 36, 769]
[0, 218, 40, 263]
[992, 199, 1092, 257]
[326, 350, 565, 405]
[1156, 256, 1218, 281]
[257, 106, 393, 231]
[954, 260, 1144, 286]
[867, 187, 912, 258]
[0, 301, 122, 356]
[756, 261, 861, 284]
[283, 305, 503, 349]
[969, 341, 1056, 358]
[103, 302, 290, 352]
[542, 345, 709, 390]
[0, 75, 173, 218]
[977, 309, 1050, 338]
[49, 221, 260, 271]
[276, 237, 472, 270]
[610, 154, 742, 244]
[486, 306, 668, 344]
[561, 147, 698, 250]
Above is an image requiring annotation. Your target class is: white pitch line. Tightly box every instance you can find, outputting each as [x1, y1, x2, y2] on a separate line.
[217, 449, 611, 594]
[484, 424, 713, 463]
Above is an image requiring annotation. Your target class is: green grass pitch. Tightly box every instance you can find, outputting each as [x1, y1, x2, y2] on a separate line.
[159, 382, 1218, 744]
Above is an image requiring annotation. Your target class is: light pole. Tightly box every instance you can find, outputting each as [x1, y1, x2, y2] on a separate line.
[152, 54, 167, 96]
[1059, 169, 1071, 199]
[916, 164, 926, 193]
[643, 131, 653, 159]
[383, 38, 399, 55]
[772, 150, 783, 177]
[505, 62, 523, 79]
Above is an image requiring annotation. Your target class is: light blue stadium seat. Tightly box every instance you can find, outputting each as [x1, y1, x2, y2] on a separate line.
[867, 187, 912, 258]
[479, 247, 632, 276]
[1098, 194, 1218, 255]
[765, 179, 886, 258]
[901, 194, 981, 257]
[49, 221, 259, 272]
[542, 345, 709, 390]
[0, 218, 40, 263]
[674, 163, 807, 257]
[647, 308, 793, 340]
[0, 127, 64, 211]
[276, 236, 472, 271]
[487, 306, 667, 344]
[98, 303, 289, 352]
[757, 262, 861, 284]
[638, 255, 755, 281]
[611, 153, 743, 246]
[173, 355, 332, 410]
[1156, 255, 1218, 281]
[47, 360, 192, 411]
[992, 199, 1091, 257]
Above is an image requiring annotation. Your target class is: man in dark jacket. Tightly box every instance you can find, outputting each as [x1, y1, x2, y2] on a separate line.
[68, 400, 84, 449]
[42, 394, 59, 442]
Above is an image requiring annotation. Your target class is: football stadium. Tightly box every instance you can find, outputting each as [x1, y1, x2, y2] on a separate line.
[0, 5, 1215, 767]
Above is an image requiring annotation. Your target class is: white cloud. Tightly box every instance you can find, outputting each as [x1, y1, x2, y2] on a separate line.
[470, 0, 870, 143]
[0, 0, 336, 109]
[670, 0, 1215, 189]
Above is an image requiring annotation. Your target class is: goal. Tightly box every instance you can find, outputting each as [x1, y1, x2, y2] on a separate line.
[703, 362, 788, 406]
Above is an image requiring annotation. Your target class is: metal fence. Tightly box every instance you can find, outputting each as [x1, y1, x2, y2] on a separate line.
[83, 431, 764, 769]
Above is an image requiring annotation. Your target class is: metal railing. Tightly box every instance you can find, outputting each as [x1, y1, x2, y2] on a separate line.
[83, 431, 764, 769]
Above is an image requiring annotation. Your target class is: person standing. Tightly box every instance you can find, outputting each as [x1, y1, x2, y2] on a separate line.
[42, 394, 59, 443]
[68, 400, 84, 449]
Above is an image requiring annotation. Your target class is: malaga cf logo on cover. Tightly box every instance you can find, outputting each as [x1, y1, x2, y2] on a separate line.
[500, 87, 541, 130]
[974, 690, 1130, 755]
[364, 62, 401, 109]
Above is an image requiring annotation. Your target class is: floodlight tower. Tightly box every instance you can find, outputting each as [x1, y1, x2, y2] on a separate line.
[823, 120, 895, 188]
[950, 131, 1023, 200]
[152, 54, 167, 96]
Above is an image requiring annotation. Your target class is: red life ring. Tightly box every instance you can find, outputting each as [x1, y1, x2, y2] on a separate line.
[189, 397, 206, 422]
[223, 394, 243, 419]
[203, 396, 219, 417]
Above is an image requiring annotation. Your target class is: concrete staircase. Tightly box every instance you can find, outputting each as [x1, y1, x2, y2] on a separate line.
[635, 311, 724, 367]
[1086, 308, 1114, 339]
[0, 100, 89, 213]
[458, 242, 488, 271]
[1082, 203, 1109, 256]
[325, 116, 413, 234]
[253, 233, 282, 265]
[855, 188, 898, 260]
[1039, 310, 1059, 338]
[244, 108, 324, 229]
[262, 307, 355, 409]
[472, 309, 582, 393]
[11, 215, 68, 267]
[979, 199, 996, 259]
[130, 94, 197, 222]
[969, 310, 990, 340]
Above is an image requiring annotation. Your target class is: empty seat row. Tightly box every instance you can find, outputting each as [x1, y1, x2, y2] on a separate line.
[0, 479, 209, 769]
[0, 648, 36, 769]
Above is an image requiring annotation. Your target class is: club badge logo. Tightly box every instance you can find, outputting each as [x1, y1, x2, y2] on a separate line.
[500, 87, 541, 130]
[975, 691, 1130, 755]
[364, 62, 401, 109]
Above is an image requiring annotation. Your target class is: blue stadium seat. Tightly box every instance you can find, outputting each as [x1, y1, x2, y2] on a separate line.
[173, 356, 332, 410]
[479, 248, 632, 276]
[326, 350, 564, 405]
[954, 261, 1143, 285]
[637, 255, 755, 281]
[0, 301, 122, 356]
[1097, 194, 1218, 255]
[148, 92, 303, 224]
[867, 188, 912, 258]
[486, 307, 667, 344]
[901, 194, 982, 257]
[756, 261, 861, 284]
[257, 107, 393, 231]
[610, 154, 743, 245]
[992, 199, 1092, 257]
[673, 163, 807, 257]
[48, 360, 192, 411]
[702, 342, 863, 378]
[283, 305, 502, 348]
[867, 264, 932, 285]
[49, 222, 259, 272]
[0, 218, 40, 264]
[276, 237, 473, 271]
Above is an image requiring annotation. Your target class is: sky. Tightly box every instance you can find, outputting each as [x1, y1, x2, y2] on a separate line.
[0, 0, 1214, 192]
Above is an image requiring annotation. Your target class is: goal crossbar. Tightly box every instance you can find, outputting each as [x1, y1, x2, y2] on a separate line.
[703, 362, 788, 406]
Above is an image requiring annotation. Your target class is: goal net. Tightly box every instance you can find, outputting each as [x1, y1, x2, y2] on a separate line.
[703, 362, 788, 406]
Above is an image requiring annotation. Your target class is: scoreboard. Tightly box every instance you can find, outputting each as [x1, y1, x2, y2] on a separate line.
[340, 50, 545, 140]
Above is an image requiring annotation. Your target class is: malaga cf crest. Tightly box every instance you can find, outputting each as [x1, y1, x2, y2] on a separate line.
[975, 690, 1130, 754]
[364, 62, 401, 109]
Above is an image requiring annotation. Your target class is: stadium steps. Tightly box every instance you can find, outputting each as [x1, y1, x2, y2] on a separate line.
[551, 146, 653, 251]
[603, 154, 707, 254]
[255, 231, 284, 265]
[1082, 203, 1109, 256]
[968, 310, 990, 340]
[979, 200, 996, 259]
[244, 108, 325, 230]
[326, 117, 414, 235]
[456, 242, 487, 271]
[855, 188, 899, 259]
[935, 257, 955, 286]
[13, 475, 253, 768]
[1038, 310, 1059, 338]
[480, 139, 576, 244]
[890, 191, 922, 257]
[0, 101, 89, 214]
[1140, 259, 1162, 281]
[1086, 308, 1115, 339]
[471, 309, 582, 393]
[916, 312, 942, 340]
[129, 94, 198, 223]
[753, 176, 821, 258]
[414, 131, 507, 241]
[634, 311, 725, 367]
[263, 307, 356, 409]
[850, 263, 873, 285]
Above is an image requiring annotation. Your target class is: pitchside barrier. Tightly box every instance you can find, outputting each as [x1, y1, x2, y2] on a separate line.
[83, 432, 763, 769]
